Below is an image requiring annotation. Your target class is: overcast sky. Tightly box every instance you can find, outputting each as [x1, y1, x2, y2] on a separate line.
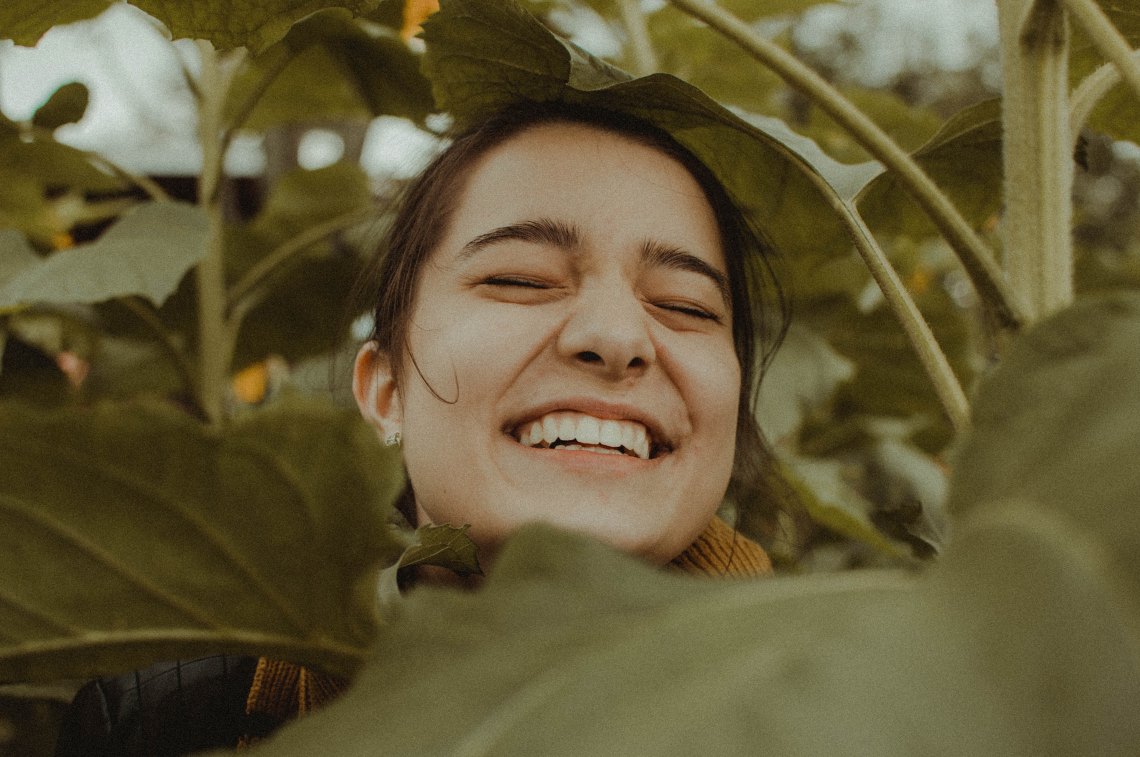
[0, 0, 999, 176]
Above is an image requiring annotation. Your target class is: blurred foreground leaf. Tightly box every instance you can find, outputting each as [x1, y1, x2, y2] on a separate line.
[0, 203, 209, 311]
[0, 397, 405, 683]
[947, 291, 1140, 596]
[235, 293, 1140, 757]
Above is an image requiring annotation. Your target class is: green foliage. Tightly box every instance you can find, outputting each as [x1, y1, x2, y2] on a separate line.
[378, 524, 484, 614]
[0, 396, 405, 683]
[0, 129, 128, 244]
[225, 163, 374, 367]
[218, 293, 1140, 757]
[0, 203, 209, 311]
[225, 9, 434, 130]
[946, 292, 1140, 592]
[0, 0, 391, 51]
[858, 98, 1003, 239]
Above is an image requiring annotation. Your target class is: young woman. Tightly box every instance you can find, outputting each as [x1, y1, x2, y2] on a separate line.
[55, 101, 788, 755]
[352, 100, 786, 573]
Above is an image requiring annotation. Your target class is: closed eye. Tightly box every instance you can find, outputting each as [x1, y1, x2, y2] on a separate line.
[656, 302, 722, 323]
[481, 276, 551, 289]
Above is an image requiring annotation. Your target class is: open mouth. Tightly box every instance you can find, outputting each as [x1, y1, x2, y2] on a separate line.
[510, 411, 667, 460]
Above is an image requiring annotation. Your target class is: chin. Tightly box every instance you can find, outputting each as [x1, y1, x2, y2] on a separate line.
[492, 507, 707, 567]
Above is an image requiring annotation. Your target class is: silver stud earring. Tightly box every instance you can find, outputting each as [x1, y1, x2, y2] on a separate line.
[385, 431, 402, 447]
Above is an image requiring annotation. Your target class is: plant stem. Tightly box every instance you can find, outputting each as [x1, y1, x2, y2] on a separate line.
[998, 0, 1073, 322]
[668, 0, 1026, 332]
[193, 41, 247, 423]
[816, 182, 970, 432]
[1063, 0, 1140, 105]
[616, 0, 659, 77]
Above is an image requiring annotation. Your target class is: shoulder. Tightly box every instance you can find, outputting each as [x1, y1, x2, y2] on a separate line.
[54, 655, 271, 756]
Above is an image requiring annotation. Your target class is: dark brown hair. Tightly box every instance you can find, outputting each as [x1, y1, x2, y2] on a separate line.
[355, 101, 790, 521]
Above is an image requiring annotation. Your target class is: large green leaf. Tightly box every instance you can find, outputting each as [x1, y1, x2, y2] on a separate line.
[226, 9, 434, 131]
[219, 294, 1140, 757]
[0, 203, 209, 311]
[0, 397, 405, 683]
[245, 521, 1138, 756]
[0, 1, 389, 51]
[857, 98, 1002, 240]
[420, 0, 874, 263]
[946, 291, 1140, 597]
[243, 162, 373, 246]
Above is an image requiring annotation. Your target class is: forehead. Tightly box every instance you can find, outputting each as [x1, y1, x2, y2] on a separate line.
[438, 122, 725, 266]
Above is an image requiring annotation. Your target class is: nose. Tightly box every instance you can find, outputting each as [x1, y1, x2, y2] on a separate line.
[556, 279, 656, 380]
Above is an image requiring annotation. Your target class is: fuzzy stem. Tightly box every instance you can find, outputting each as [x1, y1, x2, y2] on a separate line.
[1063, 0, 1140, 105]
[616, 0, 659, 77]
[998, 0, 1073, 322]
[668, 0, 1026, 332]
[192, 42, 247, 423]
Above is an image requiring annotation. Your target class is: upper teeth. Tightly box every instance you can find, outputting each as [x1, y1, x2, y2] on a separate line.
[516, 412, 652, 460]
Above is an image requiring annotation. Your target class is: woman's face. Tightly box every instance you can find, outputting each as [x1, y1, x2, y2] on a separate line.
[356, 123, 741, 564]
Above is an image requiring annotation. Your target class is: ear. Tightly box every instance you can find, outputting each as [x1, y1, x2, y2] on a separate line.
[353, 342, 402, 439]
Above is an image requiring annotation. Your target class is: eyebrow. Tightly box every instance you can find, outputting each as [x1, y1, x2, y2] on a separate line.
[459, 218, 582, 259]
[640, 240, 732, 308]
[459, 216, 731, 307]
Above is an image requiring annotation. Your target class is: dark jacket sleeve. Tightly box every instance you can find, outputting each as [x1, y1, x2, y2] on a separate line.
[53, 655, 278, 757]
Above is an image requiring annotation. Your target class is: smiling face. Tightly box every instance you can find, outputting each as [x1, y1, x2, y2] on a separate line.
[355, 122, 741, 564]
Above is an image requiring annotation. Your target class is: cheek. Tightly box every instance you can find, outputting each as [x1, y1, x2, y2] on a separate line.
[677, 337, 742, 433]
